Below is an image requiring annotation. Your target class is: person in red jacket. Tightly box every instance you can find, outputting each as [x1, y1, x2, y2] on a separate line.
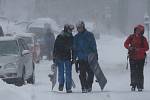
[124, 24, 149, 92]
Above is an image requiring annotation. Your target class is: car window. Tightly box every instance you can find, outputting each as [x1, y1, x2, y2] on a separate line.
[0, 40, 19, 55]
[20, 39, 29, 50]
[18, 39, 29, 51]
[18, 39, 24, 52]
[23, 37, 33, 44]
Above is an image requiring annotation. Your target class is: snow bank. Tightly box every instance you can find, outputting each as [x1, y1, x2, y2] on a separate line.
[0, 80, 32, 100]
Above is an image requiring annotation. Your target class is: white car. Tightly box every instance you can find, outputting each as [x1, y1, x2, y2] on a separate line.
[0, 36, 35, 86]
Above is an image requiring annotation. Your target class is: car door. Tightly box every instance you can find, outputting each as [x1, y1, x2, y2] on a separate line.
[18, 39, 33, 79]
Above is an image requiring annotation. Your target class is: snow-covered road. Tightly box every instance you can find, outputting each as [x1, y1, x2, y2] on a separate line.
[0, 35, 150, 100]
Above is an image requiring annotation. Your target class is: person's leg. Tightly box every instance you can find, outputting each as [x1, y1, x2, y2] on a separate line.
[65, 60, 72, 92]
[78, 60, 87, 93]
[86, 61, 94, 92]
[57, 59, 65, 91]
[137, 59, 145, 91]
[129, 59, 138, 91]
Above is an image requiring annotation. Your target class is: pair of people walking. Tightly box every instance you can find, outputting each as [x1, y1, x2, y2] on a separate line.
[53, 21, 98, 93]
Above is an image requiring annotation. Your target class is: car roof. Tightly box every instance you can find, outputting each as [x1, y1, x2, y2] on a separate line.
[0, 36, 21, 41]
[15, 33, 35, 38]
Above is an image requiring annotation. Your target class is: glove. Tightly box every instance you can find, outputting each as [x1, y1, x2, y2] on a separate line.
[75, 60, 79, 73]
[128, 46, 136, 51]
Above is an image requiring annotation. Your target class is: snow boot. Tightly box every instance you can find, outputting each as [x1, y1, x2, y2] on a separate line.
[66, 89, 72, 93]
[87, 88, 92, 92]
[131, 85, 136, 91]
[59, 84, 64, 91]
[131, 87, 135, 91]
[138, 88, 142, 92]
[82, 89, 87, 93]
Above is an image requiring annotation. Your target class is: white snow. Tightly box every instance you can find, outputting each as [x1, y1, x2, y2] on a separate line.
[28, 18, 60, 33]
[0, 18, 149, 100]
[0, 34, 150, 100]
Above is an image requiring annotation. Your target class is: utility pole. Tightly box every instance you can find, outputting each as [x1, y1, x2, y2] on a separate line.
[144, 14, 150, 44]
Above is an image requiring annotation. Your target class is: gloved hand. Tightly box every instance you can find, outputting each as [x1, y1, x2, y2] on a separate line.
[128, 46, 136, 51]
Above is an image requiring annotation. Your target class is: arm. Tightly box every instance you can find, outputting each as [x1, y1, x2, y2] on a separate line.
[124, 35, 132, 49]
[139, 37, 149, 52]
[53, 36, 59, 63]
[73, 36, 77, 60]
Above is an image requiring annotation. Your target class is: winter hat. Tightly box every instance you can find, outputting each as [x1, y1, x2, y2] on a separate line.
[64, 24, 74, 32]
[64, 24, 70, 32]
[69, 24, 74, 30]
[76, 21, 85, 28]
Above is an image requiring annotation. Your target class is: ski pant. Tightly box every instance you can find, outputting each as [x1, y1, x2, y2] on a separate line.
[129, 58, 145, 89]
[78, 60, 94, 89]
[56, 59, 72, 90]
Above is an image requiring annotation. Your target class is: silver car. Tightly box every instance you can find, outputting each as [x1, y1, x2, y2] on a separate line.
[0, 36, 35, 86]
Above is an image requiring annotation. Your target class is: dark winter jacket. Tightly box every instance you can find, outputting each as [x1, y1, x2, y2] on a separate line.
[124, 26, 149, 60]
[73, 30, 98, 61]
[53, 31, 73, 60]
[45, 29, 55, 52]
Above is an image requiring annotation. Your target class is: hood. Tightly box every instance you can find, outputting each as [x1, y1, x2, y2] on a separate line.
[0, 55, 18, 66]
[134, 24, 144, 35]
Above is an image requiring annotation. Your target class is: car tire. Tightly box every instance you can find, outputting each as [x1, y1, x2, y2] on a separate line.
[15, 67, 25, 86]
[27, 63, 35, 84]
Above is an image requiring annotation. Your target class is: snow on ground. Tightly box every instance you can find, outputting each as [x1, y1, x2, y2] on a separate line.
[0, 34, 150, 100]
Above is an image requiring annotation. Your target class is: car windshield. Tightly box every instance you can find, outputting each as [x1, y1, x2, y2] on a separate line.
[0, 40, 19, 56]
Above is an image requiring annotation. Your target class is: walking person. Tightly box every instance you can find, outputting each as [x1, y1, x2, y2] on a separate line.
[124, 24, 149, 92]
[73, 21, 98, 93]
[0, 25, 4, 36]
[53, 24, 74, 93]
[44, 23, 55, 60]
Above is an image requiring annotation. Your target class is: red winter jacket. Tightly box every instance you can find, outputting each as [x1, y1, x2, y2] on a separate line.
[124, 33, 149, 60]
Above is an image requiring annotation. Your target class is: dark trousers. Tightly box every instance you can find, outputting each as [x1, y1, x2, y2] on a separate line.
[129, 58, 145, 89]
[78, 60, 94, 89]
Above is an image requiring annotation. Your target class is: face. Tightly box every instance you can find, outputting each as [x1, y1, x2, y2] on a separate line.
[77, 26, 84, 33]
[68, 29, 73, 33]
[135, 28, 141, 34]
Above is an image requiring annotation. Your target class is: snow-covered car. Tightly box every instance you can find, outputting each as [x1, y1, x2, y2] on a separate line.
[16, 33, 41, 63]
[0, 36, 35, 86]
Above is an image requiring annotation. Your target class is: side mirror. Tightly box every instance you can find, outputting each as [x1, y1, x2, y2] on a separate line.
[22, 50, 30, 55]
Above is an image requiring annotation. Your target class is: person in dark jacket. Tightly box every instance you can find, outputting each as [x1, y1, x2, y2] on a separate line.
[0, 25, 4, 36]
[43, 23, 55, 60]
[53, 24, 74, 93]
[124, 24, 149, 92]
[73, 21, 98, 93]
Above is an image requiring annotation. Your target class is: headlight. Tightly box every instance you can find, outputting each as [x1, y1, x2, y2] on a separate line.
[4, 63, 17, 69]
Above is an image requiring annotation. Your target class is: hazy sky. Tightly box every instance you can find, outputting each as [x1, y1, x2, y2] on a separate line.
[0, 0, 149, 34]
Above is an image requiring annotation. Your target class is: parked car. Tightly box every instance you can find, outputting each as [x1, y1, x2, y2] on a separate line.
[16, 33, 41, 63]
[0, 36, 35, 86]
